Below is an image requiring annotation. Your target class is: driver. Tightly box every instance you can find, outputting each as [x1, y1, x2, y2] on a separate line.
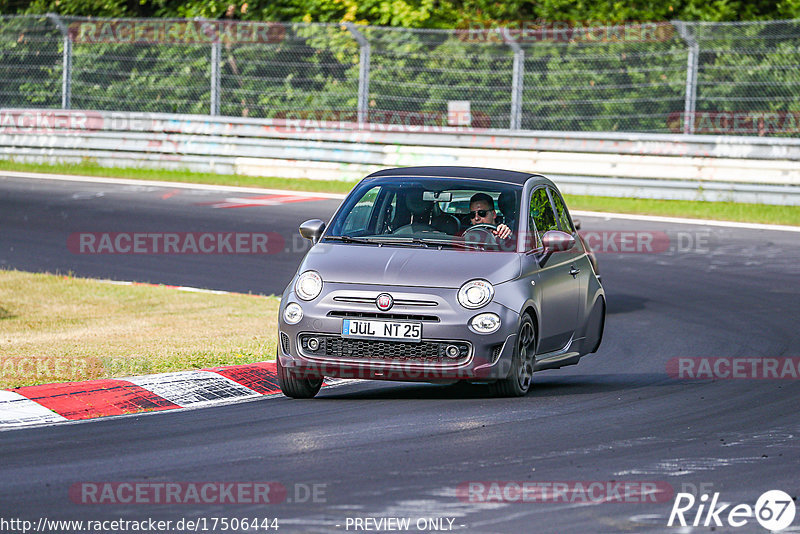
[468, 193, 512, 239]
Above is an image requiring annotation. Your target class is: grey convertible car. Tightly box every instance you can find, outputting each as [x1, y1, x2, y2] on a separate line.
[277, 166, 605, 398]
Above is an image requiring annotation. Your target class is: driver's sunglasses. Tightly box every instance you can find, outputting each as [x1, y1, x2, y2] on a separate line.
[469, 209, 491, 219]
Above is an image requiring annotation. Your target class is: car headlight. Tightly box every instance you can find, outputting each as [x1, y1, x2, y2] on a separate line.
[295, 271, 322, 301]
[458, 279, 494, 309]
[283, 302, 303, 324]
[470, 313, 501, 334]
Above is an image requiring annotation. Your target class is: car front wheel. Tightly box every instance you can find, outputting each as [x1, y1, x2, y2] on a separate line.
[276, 350, 323, 399]
[489, 314, 536, 397]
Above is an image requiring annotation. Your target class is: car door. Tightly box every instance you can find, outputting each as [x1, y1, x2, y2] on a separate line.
[520, 186, 580, 354]
[548, 186, 593, 329]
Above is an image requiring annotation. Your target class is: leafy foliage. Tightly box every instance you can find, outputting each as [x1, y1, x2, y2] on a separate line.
[1, 1, 798, 134]
[3, 0, 799, 25]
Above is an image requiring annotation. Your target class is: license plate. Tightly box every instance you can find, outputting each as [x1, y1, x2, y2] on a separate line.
[341, 319, 422, 342]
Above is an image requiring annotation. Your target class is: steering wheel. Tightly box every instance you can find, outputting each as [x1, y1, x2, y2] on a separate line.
[393, 223, 437, 235]
[464, 223, 497, 235]
[463, 223, 499, 245]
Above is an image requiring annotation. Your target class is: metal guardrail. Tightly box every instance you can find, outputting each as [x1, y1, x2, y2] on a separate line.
[3, 16, 800, 137]
[1, 110, 798, 205]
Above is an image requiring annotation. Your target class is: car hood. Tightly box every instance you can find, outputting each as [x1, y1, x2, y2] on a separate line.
[300, 243, 521, 288]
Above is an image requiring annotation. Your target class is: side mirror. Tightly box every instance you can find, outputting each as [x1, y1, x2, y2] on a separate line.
[539, 230, 575, 267]
[542, 230, 575, 252]
[573, 218, 581, 230]
[299, 219, 326, 244]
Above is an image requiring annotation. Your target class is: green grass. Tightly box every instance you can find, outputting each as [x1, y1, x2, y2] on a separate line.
[0, 159, 358, 194]
[565, 195, 800, 226]
[0, 270, 279, 389]
[2, 159, 798, 226]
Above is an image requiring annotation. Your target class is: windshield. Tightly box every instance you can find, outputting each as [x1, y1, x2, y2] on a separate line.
[325, 177, 522, 252]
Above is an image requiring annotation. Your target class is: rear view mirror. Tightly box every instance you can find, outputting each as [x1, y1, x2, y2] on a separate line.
[299, 219, 326, 244]
[423, 191, 452, 202]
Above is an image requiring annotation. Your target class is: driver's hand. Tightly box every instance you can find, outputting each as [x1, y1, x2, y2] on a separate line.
[493, 224, 512, 239]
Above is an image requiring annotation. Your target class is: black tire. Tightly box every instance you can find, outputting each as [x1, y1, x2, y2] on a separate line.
[489, 314, 536, 397]
[586, 298, 605, 354]
[276, 350, 323, 399]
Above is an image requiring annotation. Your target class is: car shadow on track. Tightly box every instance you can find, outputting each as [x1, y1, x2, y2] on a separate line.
[317, 373, 672, 400]
[606, 293, 648, 314]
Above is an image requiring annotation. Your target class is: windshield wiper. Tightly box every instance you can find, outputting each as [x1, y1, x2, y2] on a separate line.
[325, 235, 494, 251]
[323, 235, 428, 247]
[391, 237, 430, 247]
[367, 236, 430, 247]
[323, 235, 377, 245]
[411, 238, 484, 250]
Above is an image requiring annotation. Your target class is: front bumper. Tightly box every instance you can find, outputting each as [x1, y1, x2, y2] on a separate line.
[278, 284, 520, 382]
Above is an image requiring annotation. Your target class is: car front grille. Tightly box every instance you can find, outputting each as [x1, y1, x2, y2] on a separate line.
[333, 296, 438, 307]
[298, 334, 470, 364]
[327, 310, 440, 322]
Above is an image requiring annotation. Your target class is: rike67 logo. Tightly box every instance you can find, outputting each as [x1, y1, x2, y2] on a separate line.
[668, 490, 796, 531]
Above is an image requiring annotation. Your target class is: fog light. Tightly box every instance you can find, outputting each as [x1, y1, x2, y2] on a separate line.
[283, 302, 303, 324]
[308, 337, 320, 351]
[445, 345, 461, 359]
[470, 313, 501, 334]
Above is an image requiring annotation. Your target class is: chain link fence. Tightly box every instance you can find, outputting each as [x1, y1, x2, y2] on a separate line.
[1, 15, 799, 135]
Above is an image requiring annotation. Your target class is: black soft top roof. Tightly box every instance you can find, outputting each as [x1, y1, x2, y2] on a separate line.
[365, 166, 547, 186]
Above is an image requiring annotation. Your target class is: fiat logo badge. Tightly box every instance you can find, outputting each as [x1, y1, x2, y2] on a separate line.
[376, 293, 394, 311]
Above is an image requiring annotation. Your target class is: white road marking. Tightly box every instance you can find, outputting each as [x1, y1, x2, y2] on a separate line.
[572, 209, 800, 232]
[1, 170, 348, 199]
[0, 390, 68, 428]
[126, 370, 261, 407]
[5, 170, 796, 231]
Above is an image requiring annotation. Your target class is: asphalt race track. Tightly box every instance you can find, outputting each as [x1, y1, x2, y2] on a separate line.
[0, 175, 341, 294]
[1, 174, 799, 533]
